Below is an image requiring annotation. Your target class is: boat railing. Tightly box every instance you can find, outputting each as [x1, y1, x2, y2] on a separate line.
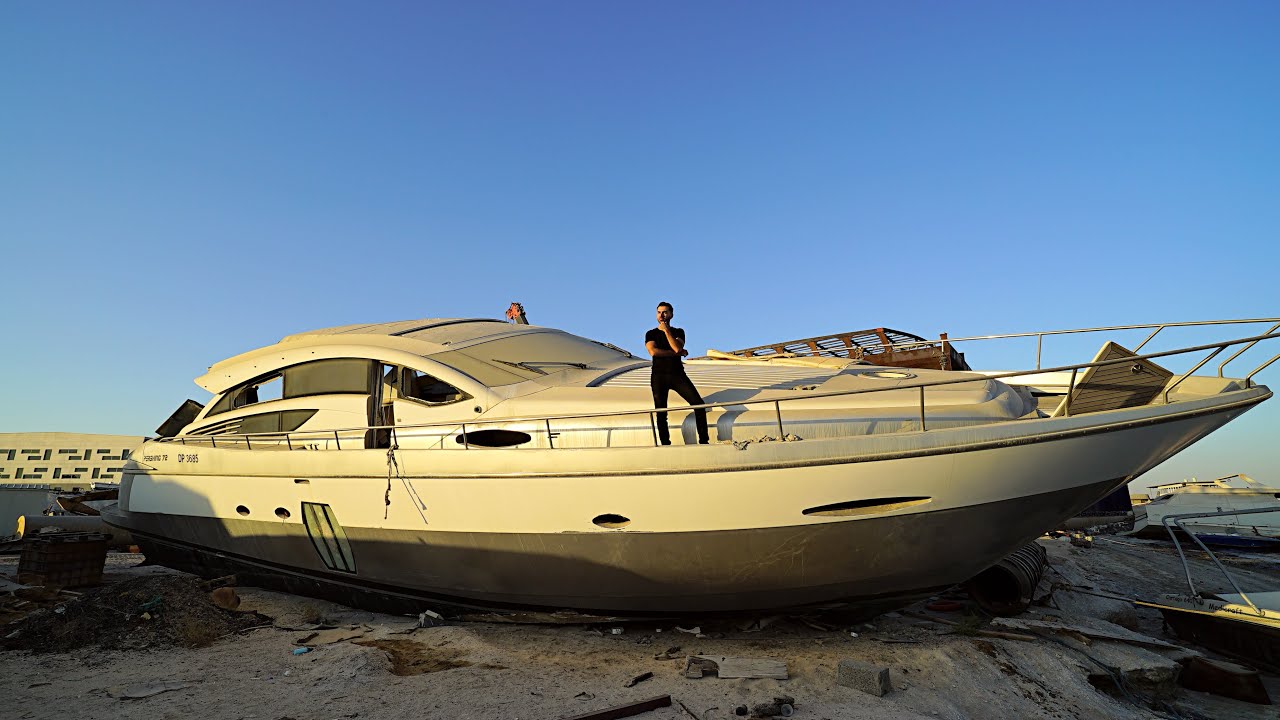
[156, 329, 1280, 451]
[1163, 506, 1280, 617]
[757, 317, 1280, 373]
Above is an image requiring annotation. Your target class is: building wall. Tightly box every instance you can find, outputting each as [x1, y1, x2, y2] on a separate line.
[0, 433, 145, 537]
[0, 432, 144, 486]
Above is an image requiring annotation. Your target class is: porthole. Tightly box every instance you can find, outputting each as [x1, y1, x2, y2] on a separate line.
[276, 507, 291, 520]
[236, 505, 250, 516]
[593, 514, 631, 529]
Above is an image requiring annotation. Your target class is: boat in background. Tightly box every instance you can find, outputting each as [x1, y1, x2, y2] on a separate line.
[1138, 506, 1280, 672]
[1129, 474, 1280, 548]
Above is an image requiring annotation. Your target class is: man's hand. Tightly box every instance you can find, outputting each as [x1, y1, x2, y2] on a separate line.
[680, 349, 689, 357]
[657, 320, 670, 331]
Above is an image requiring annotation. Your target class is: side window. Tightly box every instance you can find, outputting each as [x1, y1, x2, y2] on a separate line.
[205, 359, 373, 418]
[403, 369, 470, 405]
[283, 359, 374, 399]
[207, 373, 282, 417]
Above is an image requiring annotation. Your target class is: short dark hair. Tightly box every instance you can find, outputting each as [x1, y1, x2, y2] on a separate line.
[656, 301, 674, 311]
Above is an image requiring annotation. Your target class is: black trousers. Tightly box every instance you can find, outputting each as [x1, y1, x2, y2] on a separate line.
[651, 370, 709, 445]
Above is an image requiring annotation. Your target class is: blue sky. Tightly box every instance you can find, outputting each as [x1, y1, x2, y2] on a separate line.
[2, 2, 1276, 489]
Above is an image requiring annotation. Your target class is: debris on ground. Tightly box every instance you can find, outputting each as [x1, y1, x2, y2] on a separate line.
[106, 680, 193, 699]
[558, 694, 671, 720]
[1180, 656, 1271, 705]
[1, 574, 266, 652]
[623, 670, 653, 687]
[747, 695, 795, 718]
[683, 655, 788, 679]
[836, 658, 891, 696]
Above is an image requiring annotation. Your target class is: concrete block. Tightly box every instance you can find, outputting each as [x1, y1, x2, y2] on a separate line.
[837, 658, 891, 696]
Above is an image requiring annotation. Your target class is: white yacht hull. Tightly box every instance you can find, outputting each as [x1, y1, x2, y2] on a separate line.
[102, 386, 1268, 615]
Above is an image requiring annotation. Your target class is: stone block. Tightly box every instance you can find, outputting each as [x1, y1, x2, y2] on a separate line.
[837, 658, 891, 696]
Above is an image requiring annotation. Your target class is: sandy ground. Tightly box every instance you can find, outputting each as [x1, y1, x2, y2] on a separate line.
[4, 536, 1280, 720]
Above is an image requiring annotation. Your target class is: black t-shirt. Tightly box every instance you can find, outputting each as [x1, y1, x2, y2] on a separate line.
[646, 326, 686, 374]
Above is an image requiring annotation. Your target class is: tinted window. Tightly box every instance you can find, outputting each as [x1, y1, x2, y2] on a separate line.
[284, 359, 373, 398]
[403, 369, 470, 405]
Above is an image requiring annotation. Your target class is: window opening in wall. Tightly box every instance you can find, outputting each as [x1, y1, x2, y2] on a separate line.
[403, 369, 470, 405]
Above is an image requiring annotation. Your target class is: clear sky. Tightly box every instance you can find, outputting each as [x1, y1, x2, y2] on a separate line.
[2, 2, 1277, 489]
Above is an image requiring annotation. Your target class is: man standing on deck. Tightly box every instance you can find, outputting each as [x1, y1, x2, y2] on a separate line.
[646, 301, 710, 445]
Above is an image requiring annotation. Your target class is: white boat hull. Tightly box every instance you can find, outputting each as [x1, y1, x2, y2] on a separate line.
[102, 386, 1268, 614]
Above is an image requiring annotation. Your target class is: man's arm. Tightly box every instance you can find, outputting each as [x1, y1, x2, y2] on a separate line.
[660, 324, 685, 355]
[646, 341, 681, 357]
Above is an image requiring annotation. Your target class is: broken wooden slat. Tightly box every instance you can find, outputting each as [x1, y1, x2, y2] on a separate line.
[557, 695, 672, 720]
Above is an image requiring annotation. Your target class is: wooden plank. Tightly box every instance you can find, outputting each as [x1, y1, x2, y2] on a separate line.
[557, 695, 672, 720]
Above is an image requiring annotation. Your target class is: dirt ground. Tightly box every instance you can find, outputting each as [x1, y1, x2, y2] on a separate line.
[4, 536, 1280, 720]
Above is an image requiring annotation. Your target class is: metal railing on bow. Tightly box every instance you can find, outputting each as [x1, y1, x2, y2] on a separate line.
[156, 328, 1280, 451]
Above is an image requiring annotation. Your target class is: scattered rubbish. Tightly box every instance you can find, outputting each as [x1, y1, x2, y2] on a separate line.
[902, 611, 1036, 642]
[292, 647, 312, 655]
[684, 655, 788, 680]
[1, 574, 266, 653]
[624, 671, 653, 687]
[736, 616, 780, 633]
[417, 609, 443, 628]
[849, 632, 858, 638]
[27, 681, 52, 688]
[610, 627, 624, 635]
[794, 616, 836, 632]
[209, 586, 240, 610]
[558, 695, 671, 720]
[654, 645, 682, 660]
[107, 681, 193, 699]
[675, 626, 701, 635]
[1180, 656, 1271, 705]
[1070, 532, 1094, 548]
[748, 695, 795, 718]
[837, 659, 891, 697]
[574, 692, 595, 701]
[990, 617, 1184, 651]
[17, 532, 109, 587]
[294, 627, 368, 646]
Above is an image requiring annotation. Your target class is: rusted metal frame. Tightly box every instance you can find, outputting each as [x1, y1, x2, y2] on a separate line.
[1163, 347, 1227, 403]
[774, 401, 785, 439]
[1219, 322, 1280, 377]
[918, 386, 926, 431]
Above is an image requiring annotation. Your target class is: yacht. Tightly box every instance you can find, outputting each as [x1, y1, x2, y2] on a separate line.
[1130, 474, 1280, 548]
[101, 318, 1277, 615]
